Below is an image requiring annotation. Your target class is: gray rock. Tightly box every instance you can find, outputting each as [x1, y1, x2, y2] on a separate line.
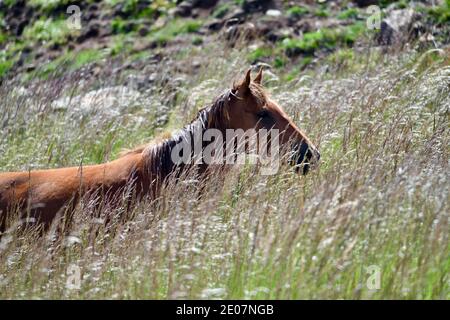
[266, 9, 282, 17]
[51, 86, 144, 119]
[173, 1, 193, 17]
[377, 9, 421, 46]
[224, 8, 247, 23]
[224, 23, 257, 44]
[254, 16, 289, 42]
[205, 19, 224, 31]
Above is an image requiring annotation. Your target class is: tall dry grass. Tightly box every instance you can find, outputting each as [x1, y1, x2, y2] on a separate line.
[0, 46, 448, 299]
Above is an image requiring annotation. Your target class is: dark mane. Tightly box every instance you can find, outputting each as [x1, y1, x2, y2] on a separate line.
[132, 82, 271, 188]
[141, 90, 235, 183]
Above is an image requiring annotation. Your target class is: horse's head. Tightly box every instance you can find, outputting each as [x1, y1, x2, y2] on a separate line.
[224, 68, 320, 174]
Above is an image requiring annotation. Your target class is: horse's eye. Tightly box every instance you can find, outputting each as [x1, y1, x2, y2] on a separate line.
[257, 110, 269, 118]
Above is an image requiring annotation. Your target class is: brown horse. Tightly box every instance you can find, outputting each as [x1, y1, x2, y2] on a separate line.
[0, 69, 320, 232]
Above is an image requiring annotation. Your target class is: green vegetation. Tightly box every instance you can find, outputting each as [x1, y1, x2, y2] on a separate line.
[337, 8, 359, 20]
[287, 5, 309, 18]
[0, 58, 14, 78]
[106, 0, 175, 18]
[282, 30, 336, 54]
[148, 19, 202, 46]
[111, 18, 130, 34]
[274, 56, 286, 68]
[72, 49, 106, 69]
[30, 48, 107, 79]
[192, 36, 203, 46]
[427, 0, 450, 24]
[109, 34, 133, 56]
[247, 46, 273, 63]
[28, 0, 71, 11]
[395, 0, 410, 9]
[314, 7, 330, 18]
[281, 23, 365, 55]
[0, 31, 7, 45]
[23, 18, 75, 46]
[325, 48, 358, 72]
[2, 0, 16, 7]
[213, 3, 231, 18]
[1, 0, 446, 80]
[283, 56, 313, 81]
[0, 41, 24, 78]
[327, 48, 354, 63]
[341, 22, 365, 45]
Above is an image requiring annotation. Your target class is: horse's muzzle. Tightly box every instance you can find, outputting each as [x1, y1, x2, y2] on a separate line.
[291, 141, 320, 175]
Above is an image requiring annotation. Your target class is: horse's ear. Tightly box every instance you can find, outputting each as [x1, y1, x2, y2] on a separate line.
[243, 68, 251, 87]
[253, 67, 263, 85]
[236, 68, 251, 95]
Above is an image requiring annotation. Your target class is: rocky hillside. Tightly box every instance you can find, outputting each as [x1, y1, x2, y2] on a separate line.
[1, 0, 449, 84]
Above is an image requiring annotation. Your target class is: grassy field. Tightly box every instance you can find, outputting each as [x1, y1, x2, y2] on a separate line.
[0, 42, 449, 299]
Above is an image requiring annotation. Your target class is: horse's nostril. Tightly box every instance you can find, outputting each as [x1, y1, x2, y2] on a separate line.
[295, 142, 310, 165]
[290, 142, 319, 174]
[302, 164, 310, 175]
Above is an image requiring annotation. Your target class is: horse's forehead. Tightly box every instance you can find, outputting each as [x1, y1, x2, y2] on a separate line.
[248, 91, 268, 110]
[232, 94, 263, 112]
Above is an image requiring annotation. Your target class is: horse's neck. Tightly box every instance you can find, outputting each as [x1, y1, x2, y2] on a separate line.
[143, 108, 219, 183]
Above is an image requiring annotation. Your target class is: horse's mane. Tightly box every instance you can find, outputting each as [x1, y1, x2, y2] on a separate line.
[139, 90, 232, 178]
[121, 83, 268, 180]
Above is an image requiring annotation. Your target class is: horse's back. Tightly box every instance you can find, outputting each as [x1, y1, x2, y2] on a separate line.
[0, 152, 145, 231]
[0, 167, 83, 230]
